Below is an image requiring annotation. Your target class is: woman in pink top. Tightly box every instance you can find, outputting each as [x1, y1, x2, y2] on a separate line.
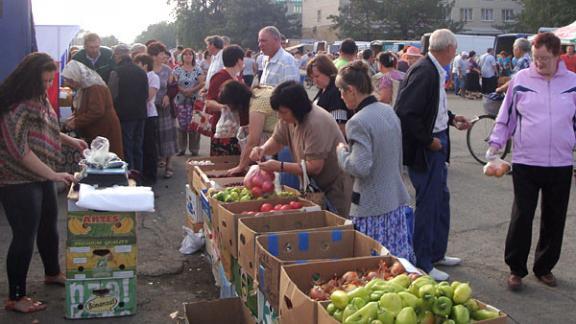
[488, 33, 576, 291]
[377, 52, 404, 105]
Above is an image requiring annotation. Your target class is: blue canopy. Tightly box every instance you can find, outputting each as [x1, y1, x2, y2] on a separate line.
[0, 0, 37, 81]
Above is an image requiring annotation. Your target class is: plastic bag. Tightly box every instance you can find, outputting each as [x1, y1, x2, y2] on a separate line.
[243, 165, 275, 197]
[483, 158, 511, 177]
[81, 136, 122, 169]
[179, 226, 205, 255]
[214, 105, 239, 139]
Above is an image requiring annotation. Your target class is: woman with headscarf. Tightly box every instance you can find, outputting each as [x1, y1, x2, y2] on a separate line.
[61, 60, 123, 158]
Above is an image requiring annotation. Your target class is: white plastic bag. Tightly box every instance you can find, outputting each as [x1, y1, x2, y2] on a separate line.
[82, 136, 121, 168]
[179, 226, 205, 255]
[214, 105, 239, 139]
[483, 158, 511, 177]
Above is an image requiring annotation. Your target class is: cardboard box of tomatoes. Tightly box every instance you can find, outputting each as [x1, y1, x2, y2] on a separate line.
[215, 197, 321, 280]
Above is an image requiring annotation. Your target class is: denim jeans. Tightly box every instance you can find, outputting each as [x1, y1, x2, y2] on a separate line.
[121, 119, 146, 172]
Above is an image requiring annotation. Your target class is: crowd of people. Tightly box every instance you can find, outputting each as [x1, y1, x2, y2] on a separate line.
[1, 25, 575, 313]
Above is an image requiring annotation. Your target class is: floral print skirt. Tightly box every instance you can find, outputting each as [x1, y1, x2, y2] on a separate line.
[351, 205, 416, 264]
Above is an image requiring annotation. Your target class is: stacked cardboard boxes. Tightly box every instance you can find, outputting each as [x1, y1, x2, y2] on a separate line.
[65, 189, 138, 319]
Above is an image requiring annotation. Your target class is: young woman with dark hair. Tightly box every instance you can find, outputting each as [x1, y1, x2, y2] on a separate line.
[0, 53, 87, 313]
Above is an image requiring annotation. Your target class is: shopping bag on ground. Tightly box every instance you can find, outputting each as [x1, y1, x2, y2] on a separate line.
[179, 226, 205, 255]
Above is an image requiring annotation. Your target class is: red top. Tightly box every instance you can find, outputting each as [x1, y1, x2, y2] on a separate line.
[206, 70, 248, 129]
[561, 54, 576, 73]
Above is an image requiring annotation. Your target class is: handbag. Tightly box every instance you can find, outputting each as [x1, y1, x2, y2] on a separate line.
[189, 98, 214, 137]
[300, 160, 326, 209]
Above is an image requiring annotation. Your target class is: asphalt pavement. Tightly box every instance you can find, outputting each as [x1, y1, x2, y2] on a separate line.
[0, 94, 574, 323]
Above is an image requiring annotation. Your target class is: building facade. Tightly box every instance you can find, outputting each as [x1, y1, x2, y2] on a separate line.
[301, 0, 348, 42]
[451, 0, 524, 35]
[301, 0, 523, 41]
[274, 0, 303, 16]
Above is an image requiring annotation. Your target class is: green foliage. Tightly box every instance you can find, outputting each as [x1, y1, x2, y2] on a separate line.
[100, 35, 119, 47]
[169, 0, 300, 50]
[330, 0, 463, 40]
[134, 21, 178, 49]
[514, 0, 576, 33]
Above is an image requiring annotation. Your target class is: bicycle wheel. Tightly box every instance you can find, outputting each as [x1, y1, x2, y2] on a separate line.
[467, 115, 499, 164]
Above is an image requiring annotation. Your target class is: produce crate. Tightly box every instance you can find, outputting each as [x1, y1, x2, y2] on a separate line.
[186, 155, 240, 188]
[278, 256, 400, 324]
[257, 289, 279, 324]
[232, 258, 257, 316]
[215, 197, 321, 280]
[183, 297, 256, 324]
[66, 237, 137, 279]
[237, 210, 352, 279]
[185, 184, 203, 232]
[65, 277, 136, 319]
[67, 211, 137, 241]
[257, 230, 387, 312]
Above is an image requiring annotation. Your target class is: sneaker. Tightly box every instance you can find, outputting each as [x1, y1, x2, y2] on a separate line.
[429, 267, 450, 281]
[435, 256, 462, 267]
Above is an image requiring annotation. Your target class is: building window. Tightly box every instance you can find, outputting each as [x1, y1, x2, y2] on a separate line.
[317, 9, 322, 23]
[460, 8, 473, 22]
[481, 8, 494, 22]
[502, 9, 515, 23]
[293, 4, 301, 14]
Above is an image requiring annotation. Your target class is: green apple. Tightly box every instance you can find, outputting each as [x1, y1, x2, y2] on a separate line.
[453, 283, 472, 304]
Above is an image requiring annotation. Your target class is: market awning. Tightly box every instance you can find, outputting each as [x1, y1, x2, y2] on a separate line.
[529, 21, 576, 45]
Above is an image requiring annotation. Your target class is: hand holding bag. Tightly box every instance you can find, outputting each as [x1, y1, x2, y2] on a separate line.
[189, 97, 214, 137]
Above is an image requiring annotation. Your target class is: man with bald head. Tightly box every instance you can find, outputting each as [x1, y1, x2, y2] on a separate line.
[258, 26, 299, 86]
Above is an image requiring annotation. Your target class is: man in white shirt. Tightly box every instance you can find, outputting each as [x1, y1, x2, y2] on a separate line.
[479, 48, 498, 94]
[258, 26, 300, 86]
[204, 35, 224, 89]
[395, 29, 471, 281]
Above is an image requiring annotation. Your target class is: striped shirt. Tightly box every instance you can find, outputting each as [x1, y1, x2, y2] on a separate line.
[0, 100, 62, 186]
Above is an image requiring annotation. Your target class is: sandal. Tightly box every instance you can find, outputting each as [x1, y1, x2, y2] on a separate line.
[5, 297, 48, 313]
[158, 161, 166, 168]
[164, 169, 174, 179]
[44, 273, 66, 286]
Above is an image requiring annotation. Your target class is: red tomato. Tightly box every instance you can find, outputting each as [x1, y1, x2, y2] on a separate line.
[251, 186, 263, 198]
[280, 204, 292, 211]
[289, 201, 303, 209]
[261, 170, 275, 182]
[260, 203, 273, 213]
[273, 204, 284, 211]
[261, 181, 274, 193]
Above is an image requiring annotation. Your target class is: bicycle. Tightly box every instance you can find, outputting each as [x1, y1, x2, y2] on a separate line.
[466, 93, 512, 164]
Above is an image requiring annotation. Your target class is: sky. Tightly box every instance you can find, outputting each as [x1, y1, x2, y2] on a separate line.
[32, 0, 173, 43]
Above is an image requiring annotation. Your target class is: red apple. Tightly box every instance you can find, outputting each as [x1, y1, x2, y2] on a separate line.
[273, 204, 283, 211]
[251, 186, 263, 198]
[289, 201, 303, 209]
[260, 203, 273, 213]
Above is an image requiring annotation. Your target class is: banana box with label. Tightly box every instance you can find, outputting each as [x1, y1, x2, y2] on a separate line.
[66, 237, 137, 280]
[67, 211, 137, 241]
[65, 277, 136, 319]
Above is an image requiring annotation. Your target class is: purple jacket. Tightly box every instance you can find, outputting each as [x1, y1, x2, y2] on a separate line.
[489, 61, 576, 167]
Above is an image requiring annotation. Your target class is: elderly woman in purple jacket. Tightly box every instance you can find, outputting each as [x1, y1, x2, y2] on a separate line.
[488, 33, 576, 291]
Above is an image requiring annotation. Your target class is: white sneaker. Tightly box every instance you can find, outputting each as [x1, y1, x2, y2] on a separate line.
[429, 267, 450, 281]
[435, 256, 462, 267]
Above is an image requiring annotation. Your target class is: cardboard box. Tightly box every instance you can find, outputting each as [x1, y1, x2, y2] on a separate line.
[216, 197, 321, 280]
[183, 297, 256, 324]
[278, 256, 396, 324]
[257, 230, 387, 312]
[211, 176, 246, 189]
[316, 297, 508, 324]
[67, 211, 137, 241]
[185, 185, 203, 232]
[192, 167, 242, 193]
[233, 258, 258, 316]
[186, 155, 240, 188]
[66, 237, 137, 279]
[257, 289, 279, 324]
[65, 277, 136, 319]
[238, 211, 353, 279]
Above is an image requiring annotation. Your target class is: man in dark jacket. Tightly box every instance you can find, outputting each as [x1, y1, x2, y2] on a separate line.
[72, 33, 115, 83]
[395, 29, 470, 281]
[108, 44, 149, 173]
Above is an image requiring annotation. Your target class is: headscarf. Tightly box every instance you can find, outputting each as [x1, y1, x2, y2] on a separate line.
[62, 60, 106, 111]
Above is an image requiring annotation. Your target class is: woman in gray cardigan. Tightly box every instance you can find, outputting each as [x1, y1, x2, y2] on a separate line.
[336, 61, 415, 263]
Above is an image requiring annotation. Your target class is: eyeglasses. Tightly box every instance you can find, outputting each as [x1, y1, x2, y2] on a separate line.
[532, 55, 555, 63]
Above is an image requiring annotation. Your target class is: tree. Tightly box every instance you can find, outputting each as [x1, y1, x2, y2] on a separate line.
[100, 35, 119, 47]
[135, 21, 178, 48]
[514, 0, 576, 33]
[170, 0, 299, 50]
[330, 0, 463, 40]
